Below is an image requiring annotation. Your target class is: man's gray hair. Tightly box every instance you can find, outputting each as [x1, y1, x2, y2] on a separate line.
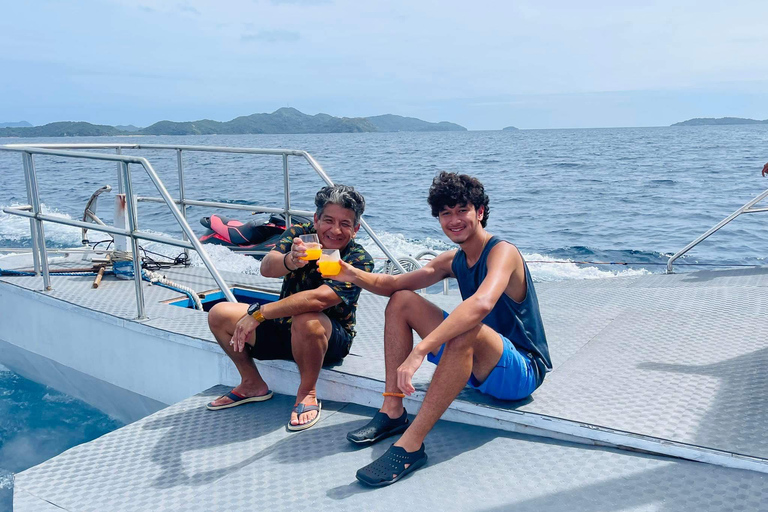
[314, 184, 366, 226]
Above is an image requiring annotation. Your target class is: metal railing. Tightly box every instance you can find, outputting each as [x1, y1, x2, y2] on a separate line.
[667, 187, 768, 273]
[0, 143, 408, 317]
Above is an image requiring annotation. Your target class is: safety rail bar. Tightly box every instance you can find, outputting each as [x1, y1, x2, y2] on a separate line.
[4, 143, 406, 270]
[1, 143, 408, 318]
[667, 186, 768, 273]
[0, 146, 236, 319]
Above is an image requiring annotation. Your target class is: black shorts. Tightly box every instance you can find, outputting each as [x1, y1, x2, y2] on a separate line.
[246, 318, 352, 365]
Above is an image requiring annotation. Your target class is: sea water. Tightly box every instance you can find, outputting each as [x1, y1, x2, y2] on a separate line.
[0, 126, 766, 507]
[0, 364, 122, 510]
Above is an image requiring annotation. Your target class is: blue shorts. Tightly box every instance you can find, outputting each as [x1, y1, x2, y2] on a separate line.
[426, 312, 539, 401]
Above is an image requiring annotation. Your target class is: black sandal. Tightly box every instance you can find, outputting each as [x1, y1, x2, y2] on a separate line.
[356, 444, 427, 487]
[346, 410, 409, 445]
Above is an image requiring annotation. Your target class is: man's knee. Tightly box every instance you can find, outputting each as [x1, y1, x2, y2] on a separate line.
[291, 312, 327, 340]
[443, 330, 477, 355]
[386, 289, 419, 316]
[208, 303, 229, 331]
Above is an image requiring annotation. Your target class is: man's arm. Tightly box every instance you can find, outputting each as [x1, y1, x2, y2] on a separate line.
[260, 285, 341, 320]
[261, 239, 308, 278]
[324, 250, 456, 296]
[230, 285, 341, 351]
[762, 162, 768, 177]
[395, 242, 522, 395]
[414, 243, 521, 356]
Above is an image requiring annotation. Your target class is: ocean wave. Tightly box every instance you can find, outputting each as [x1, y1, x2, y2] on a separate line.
[42, 393, 78, 404]
[0, 203, 99, 248]
[0, 471, 12, 490]
[523, 252, 652, 282]
[0, 219, 662, 282]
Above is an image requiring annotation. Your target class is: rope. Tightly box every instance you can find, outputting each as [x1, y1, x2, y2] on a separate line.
[0, 268, 114, 277]
[142, 269, 203, 311]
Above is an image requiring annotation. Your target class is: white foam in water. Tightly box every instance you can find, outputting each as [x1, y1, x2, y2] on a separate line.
[359, 232, 651, 281]
[0, 214, 653, 282]
[358, 232, 453, 270]
[138, 235, 263, 275]
[524, 252, 651, 282]
[0, 203, 86, 246]
[0, 472, 12, 490]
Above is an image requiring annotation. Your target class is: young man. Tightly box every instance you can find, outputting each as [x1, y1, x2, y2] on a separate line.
[207, 184, 374, 431]
[323, 172, 551, 486]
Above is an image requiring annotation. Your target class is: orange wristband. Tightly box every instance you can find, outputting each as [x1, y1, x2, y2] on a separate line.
[382, 392, 406, 398]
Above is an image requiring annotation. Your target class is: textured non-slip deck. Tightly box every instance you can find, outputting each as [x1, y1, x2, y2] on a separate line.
[13, 387, 768, 512]
[3, 257, 768, 465]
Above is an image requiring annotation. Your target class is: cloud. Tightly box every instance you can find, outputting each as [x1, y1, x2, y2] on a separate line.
[177, 2, 200, 15]
[241, 30, 300, 43]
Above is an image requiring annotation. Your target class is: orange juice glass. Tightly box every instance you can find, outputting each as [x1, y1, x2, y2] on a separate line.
[318, 249, 341, 276]
[298, 234, 321, 261]
[302, 244, 322, 261]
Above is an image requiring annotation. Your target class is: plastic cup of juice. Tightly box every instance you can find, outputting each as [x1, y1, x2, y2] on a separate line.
[298, 234, 322, 261]
[318, 249, 341, 276]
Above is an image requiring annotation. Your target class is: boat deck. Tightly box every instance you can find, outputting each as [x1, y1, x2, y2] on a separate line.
[3, 257, 768, 509]
[13, 387, 768, 512]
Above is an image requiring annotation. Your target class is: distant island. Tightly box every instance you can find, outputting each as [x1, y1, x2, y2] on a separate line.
[0, 121, 32, 128]
[0, 108, 467, 138]
[672, 117, 768, 126]
[502, 126, 519, 131]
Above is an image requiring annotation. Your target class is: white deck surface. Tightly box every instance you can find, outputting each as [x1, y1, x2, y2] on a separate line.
[2, 257, 768, 510]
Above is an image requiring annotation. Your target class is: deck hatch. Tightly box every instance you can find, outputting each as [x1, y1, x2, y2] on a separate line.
[163, 286, 277, 312]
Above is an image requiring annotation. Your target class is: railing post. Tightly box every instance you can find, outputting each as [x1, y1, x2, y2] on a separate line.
[25, 153, 51, 290]
[138, 157, 236, 303]
[177, 149, 189, 259]
[121, 162, 147, 320]
[283, 154, 292, 227]
[116, 147, 125, 194]
[21, 153, 41, 275]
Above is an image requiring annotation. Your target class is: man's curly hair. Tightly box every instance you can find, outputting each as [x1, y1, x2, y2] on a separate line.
[427, 171, 490, 227]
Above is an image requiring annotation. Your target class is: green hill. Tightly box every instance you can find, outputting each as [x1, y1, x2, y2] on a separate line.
[365, 114, 466, 132]
[0, 121, 122, 137]
[0, 108, 467, 137]
[0, 121, 32, 128]
[672, 117, 768, 126]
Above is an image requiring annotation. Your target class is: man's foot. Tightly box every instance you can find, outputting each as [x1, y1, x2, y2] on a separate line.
[356, 443, 427, 487]
[206, 386, 273, 411]
[346, 410, 409, 444]
[287, 395, 322, 431]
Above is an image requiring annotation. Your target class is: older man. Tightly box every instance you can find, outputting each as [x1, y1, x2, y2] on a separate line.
[206, 184, 374, 430]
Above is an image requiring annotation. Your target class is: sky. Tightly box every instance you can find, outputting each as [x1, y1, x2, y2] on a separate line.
[1, 0, 767, 129]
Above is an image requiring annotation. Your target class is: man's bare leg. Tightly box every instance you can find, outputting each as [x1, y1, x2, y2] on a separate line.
[379, 290, 448, 419]
[394, 323, 503, 452]
[207, 302, 270, 407]
[289, 312, 332, 426]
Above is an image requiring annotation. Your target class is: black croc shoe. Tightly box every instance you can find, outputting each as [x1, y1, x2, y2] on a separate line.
[356, 444, 428, 487]
[346, 410, 409, 445]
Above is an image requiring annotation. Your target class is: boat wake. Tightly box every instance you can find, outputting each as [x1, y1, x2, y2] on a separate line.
[0, 203, 662, 282]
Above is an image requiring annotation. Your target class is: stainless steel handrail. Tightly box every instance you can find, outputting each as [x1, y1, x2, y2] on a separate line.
[0, 146, 236, 318]
[4, 143, 406, 273]
[667, 187, 768, 273]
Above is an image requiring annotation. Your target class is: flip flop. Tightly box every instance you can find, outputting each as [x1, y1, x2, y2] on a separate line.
[287, 400, 322, 431]
[356, 443, 428, 487]
[206, 389, 273, 410]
